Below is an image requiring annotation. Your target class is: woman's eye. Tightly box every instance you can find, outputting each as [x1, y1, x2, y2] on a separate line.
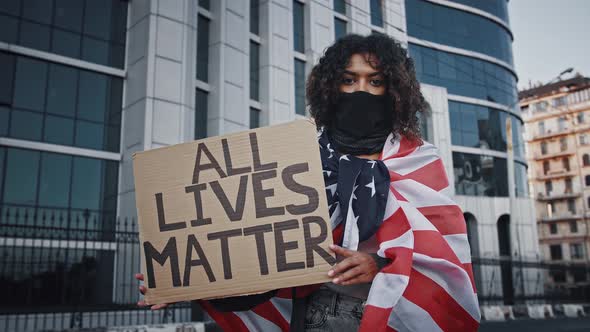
[370, 79, 383, 86]
[342, 78, 355, 85]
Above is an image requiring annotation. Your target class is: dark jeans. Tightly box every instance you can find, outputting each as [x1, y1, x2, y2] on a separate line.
[304, 289, 365, 332]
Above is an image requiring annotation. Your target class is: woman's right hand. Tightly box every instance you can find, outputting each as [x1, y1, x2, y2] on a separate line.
[135, 273, 171, 310]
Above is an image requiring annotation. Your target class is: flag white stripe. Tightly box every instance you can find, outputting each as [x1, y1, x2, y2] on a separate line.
[413, 253, 481, 321]
[394, 179, 457, 207]
[377, 229, 414, 258]
[389, 297, 443, 332]
[366, 272, 409, 308]
[270, 297, 292, 324]
[234, 311, 282, 332]
[443, 234, 472, 264]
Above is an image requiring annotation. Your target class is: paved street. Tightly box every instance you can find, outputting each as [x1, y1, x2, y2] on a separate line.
[480, 317, 590, 332]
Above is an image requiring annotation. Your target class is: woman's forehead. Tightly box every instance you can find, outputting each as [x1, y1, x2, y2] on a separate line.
[345, 53, 380, 71]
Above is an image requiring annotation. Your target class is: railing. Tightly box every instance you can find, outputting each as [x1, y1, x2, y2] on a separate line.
[1, 204, 590, 330]
[0, 204, 199, 332]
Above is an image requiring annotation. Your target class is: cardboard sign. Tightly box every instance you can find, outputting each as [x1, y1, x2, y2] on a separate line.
[133, 120, 335, 304]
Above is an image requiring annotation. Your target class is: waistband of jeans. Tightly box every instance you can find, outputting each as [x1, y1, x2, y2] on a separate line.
[308, 288, 366, 313]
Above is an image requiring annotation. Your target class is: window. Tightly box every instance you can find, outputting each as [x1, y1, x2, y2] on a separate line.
[250, 107, 260, 129]
[409, 44, 518, 106]
[334, 0, 346, 15]
[452, 152, 509, 197]
[540, 141, 548, 155]
[0, 0, 127, 68]
[538, 121, 545, 135]
[294, 59, 306, 116]
[565, 178, 573, 193]
[563, 158, 570, 171]
[543, 161, 550, 174]
[250, 41, 260, 101]
[195, 89, 208, 139]
[577, 112, 585, 124]
[0, 147, 118, 237]
[586, 175, 590, 187]
[545, 180, 553, 195]
[196, 15, 210, 82]
[334, 17, 347, 40]
[293, 0, 305, 53]
[549, 223, 558, 234]
[570, 221, 578, 233]
[536, 101, 549, 112]
[2, 53, 122, 152]
[553, 96, 567, 107]
[405, 0, 512, 64]
[571, 243, 584, 259]
[567, 198, 576, 214]
[551, 269, 566, 283]
[370, 0, 383, 27]
[250, 0, 259, 35]
[558, 117, 567, 131]
[547, 202, 555, 217]
[550, 244, 563, 260]
[580, 134, 588, 145]
[560, 137, 568, 151]
[588, 196, 590, 209]
[199, 0, 210, 10]
[584, 154, 590, 166]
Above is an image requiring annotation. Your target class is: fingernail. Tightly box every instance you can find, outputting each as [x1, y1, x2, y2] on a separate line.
[328, 270, 334, 277]
[333, 278, 339, 284]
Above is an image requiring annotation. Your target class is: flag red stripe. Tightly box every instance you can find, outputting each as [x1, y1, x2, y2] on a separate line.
[360, 305, 393, 332]
[199, 300, 250, 332]
[252, 301, 290, 332]
[402, 159, 448, 191]
[417, 205, 466, 235]
[403, 269, 479, 331]
[381, 247, 413, 276]
[413, 230, 462, 267]
[377, 208, 412, 243]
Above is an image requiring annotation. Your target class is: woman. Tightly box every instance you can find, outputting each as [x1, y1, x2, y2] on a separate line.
[137, 33, 480, 331]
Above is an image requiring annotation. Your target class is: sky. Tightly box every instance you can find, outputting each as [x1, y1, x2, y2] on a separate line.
[509, 0, 590, 91]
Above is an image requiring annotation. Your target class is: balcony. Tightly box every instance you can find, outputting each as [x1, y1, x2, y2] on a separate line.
[539, 212, 583, 222]
[533, 149, 576, 161]
[536, 169, 576, 180]
[537, 191, 582, 201]
[530, 128, 572, 141]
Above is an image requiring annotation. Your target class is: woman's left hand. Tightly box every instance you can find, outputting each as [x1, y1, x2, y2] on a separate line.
[328, 244, 379, 285]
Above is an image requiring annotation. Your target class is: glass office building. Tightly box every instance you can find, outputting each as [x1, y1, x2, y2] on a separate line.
[0, 0, 539, 329]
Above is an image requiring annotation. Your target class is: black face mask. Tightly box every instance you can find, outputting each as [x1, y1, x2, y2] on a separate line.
[328, 91, 394, 155]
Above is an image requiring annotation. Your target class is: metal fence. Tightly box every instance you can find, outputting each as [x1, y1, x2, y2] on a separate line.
[1, 203, 590, 331]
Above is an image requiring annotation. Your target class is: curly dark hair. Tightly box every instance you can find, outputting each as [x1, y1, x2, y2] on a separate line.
[306, 33, 429, 142]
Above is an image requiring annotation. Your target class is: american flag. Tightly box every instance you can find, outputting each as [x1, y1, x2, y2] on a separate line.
[200, 131, 481, 331]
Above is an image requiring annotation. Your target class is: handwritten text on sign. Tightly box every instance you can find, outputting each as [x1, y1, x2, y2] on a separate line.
[133, 121, 335, 304]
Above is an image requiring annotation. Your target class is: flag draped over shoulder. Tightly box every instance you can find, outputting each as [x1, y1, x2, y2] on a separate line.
[200, 131, 481, 332]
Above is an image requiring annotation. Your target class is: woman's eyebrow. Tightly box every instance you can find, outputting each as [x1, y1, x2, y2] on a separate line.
[343, 70, 382, 77]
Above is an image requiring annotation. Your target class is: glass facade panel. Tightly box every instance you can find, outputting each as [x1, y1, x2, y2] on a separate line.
[335, 17, 347, 40]
[515, 162, 528, 197]
[250, 107, 260, 129]
[195, 89, 208, 139]
[250, 0, 259, 35]
[1, 52, 123, 152]
[334, 0, 346, 15]
[0, 147, 119, 234]
[453, 152, 508, 197]
[250, 41, 260, 101]
[447, 0, 509, 23]
[0, 0, 127, 68]
[293, 1, 305, 53]
[449, 101, 523, 157]
[409, 44, 518, 106]
[370, 0, 383, 27]
[13, 57, 47, 112]
[197, 15, 210, 82]
[294, 59, 306, 115]
[3, 148, 40, 205]
[406, 0, 513, 65]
